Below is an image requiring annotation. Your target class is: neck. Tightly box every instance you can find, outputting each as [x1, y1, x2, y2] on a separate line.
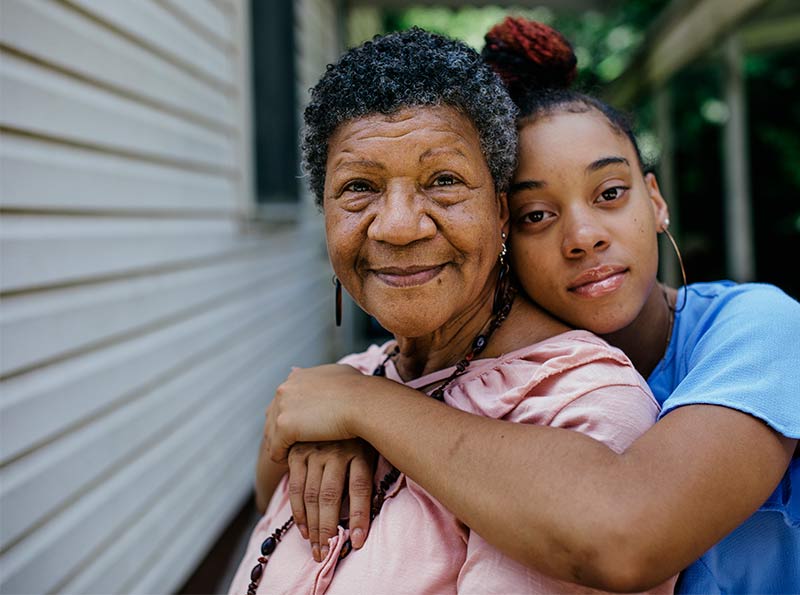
[393, 291, 496, 381]
[601, 283, 676, 378]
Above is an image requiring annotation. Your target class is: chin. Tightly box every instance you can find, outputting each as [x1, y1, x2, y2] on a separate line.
[589, 312, 638, 337]
[379, 310, 450, 339]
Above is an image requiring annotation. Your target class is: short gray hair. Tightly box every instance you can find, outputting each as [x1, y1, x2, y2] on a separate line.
[302, 27, 518, 207]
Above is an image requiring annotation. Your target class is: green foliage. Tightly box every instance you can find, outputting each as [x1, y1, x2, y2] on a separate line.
[381, 1, 671, 89]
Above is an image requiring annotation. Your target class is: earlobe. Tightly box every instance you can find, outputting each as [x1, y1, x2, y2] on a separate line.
[644, 173, 670, 231]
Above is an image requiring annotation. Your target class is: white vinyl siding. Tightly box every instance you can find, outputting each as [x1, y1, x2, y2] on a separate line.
[0, 1, 340, 592]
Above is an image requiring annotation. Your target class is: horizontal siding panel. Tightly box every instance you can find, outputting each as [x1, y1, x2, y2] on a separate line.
[66, 430, 255, 595]
[61, 326, 329, 595]
[0, 267, 330, 463]
[0, 242, 307, 376]
[0, 345, 273, 595]
[0, 52, 237, 171]
[126, 436, 255, 595]
[0, 134, 238, 214]
[66, 0, 235, 87]
[0, 288, 328, 556]
[162, 0, 233, 44]
[0, 0, 235, 129]
[0, 215, 249, 292]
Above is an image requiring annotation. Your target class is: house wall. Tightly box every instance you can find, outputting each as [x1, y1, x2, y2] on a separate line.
[0, 1, 341, 592]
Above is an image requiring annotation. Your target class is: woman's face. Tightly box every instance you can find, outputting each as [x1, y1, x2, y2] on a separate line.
[508, 110, 668, 334]
[324, 106, 507, 337]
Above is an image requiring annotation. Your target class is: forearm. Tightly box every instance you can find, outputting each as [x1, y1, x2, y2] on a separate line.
[350, 385, 627, 587]
[347, 380, 794, 591]
[255, 436, 288, 513]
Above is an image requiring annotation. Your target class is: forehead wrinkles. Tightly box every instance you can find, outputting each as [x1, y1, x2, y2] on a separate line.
[328, 121, 480, 171]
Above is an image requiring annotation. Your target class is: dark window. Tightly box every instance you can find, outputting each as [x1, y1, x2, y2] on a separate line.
[251, 0, 299, 203]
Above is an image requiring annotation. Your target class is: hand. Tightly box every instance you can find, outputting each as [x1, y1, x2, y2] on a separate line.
[265, 364, 368, 463]
[287, 440, 377, 562]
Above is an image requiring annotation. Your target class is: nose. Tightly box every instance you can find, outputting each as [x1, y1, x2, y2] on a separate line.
[367, 181, 436, 245]
[561, 210, 610, 258]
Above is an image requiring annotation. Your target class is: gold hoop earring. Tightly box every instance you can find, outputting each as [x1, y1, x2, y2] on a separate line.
[662, 226, 688, 312]
[333, 275, 342, 326]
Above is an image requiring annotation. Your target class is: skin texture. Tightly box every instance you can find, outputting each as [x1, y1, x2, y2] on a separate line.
[259, 108, 797, 589]
[263, 105, 570, 562]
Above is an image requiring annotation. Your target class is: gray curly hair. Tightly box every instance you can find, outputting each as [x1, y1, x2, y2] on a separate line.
[302, 27, 519, 207]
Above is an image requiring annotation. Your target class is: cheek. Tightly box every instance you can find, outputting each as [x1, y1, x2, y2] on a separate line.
[325, 213, 362, 275]
[509, 247, 551, 297]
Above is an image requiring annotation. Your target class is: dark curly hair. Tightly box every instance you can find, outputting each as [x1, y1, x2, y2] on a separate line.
[482, 17, 646, 170]
[302, 27, 518, 207]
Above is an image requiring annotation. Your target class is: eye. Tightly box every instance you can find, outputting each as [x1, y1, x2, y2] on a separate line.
[432, 174, 459, 187]
[523, 211, 546, 223]
[516, 209, 555, 227]
[598, 186, 628, 202]
[343, 180, 374, 193]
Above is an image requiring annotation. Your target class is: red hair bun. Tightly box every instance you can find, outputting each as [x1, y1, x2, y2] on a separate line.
[482, 17, 577, 101]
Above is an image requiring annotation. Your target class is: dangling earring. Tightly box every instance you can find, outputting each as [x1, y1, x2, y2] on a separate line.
[333, 275, 342, 326]
[661, 219, 688, 312]
[493, 232, 511, 315]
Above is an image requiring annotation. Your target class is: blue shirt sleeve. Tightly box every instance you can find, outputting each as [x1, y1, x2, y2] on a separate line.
[660, 284, 800, 439]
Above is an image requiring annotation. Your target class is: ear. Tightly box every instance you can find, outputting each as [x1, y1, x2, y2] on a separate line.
[644, 172, 670, 231]
[497, 191, 510, 238]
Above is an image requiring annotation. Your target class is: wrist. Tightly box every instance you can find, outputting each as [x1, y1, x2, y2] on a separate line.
[343, 373, 380, 438]
[347, 374, 417, 441]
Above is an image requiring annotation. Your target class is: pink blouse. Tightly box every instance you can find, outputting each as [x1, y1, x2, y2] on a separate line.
[228, 330, 676, 594]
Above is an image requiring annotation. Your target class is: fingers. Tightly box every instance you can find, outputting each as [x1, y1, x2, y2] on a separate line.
[347, 452, 374, 549]
[317, 456, 348, 560]
[283, 440, 375, 563]
[286, 448, 309, 541]
[303, 454, 324, 562]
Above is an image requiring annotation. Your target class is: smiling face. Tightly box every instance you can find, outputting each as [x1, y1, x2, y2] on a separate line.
[508, 110, 668, 334]
[324, 106, 507, 338]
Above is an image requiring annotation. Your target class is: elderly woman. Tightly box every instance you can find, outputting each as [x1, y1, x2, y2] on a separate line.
[228, 28, 674, 594]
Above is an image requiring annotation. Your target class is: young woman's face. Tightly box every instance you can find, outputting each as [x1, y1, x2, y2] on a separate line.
[508, 110, 668, 334]
[323, 106, 507, 338]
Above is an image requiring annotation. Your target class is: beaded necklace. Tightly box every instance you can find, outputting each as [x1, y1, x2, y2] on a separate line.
[245, 289, 515, 595]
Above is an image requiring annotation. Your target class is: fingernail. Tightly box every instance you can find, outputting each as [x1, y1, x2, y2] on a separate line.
[312, 544, 320, 562]
[320, 545, 329, 559]
[298, 524, 308, 539]
[351, 528, 365, 548]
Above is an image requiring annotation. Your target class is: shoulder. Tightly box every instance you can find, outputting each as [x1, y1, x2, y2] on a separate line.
[495, 329, 646, 387]
[447, 330, 656, 420]
[658, 282, 800, 437]
[683, 281, 799, 322]
[676, 281, 800, 354]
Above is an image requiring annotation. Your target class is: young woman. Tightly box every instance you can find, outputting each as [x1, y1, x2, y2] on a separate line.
[260, 18, 799, 594]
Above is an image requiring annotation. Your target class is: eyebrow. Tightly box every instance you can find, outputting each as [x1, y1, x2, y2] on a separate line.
[419, 147, 468, 162]
[330, 159, 385, 173]
[586, 156, 629, 173]
[509, 180, 545, 195]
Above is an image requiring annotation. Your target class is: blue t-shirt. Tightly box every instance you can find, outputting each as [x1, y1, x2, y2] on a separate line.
[648, 281, 800, 594]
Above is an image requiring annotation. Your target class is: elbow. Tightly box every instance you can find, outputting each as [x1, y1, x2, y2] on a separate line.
[573, 527, 671, 593]
[587, 551, 666, 593]
[535, 512, 670, 593]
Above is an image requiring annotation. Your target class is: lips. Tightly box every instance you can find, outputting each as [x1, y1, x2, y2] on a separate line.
[371, 264, 446, 288]
[568, 265, 628, 298]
